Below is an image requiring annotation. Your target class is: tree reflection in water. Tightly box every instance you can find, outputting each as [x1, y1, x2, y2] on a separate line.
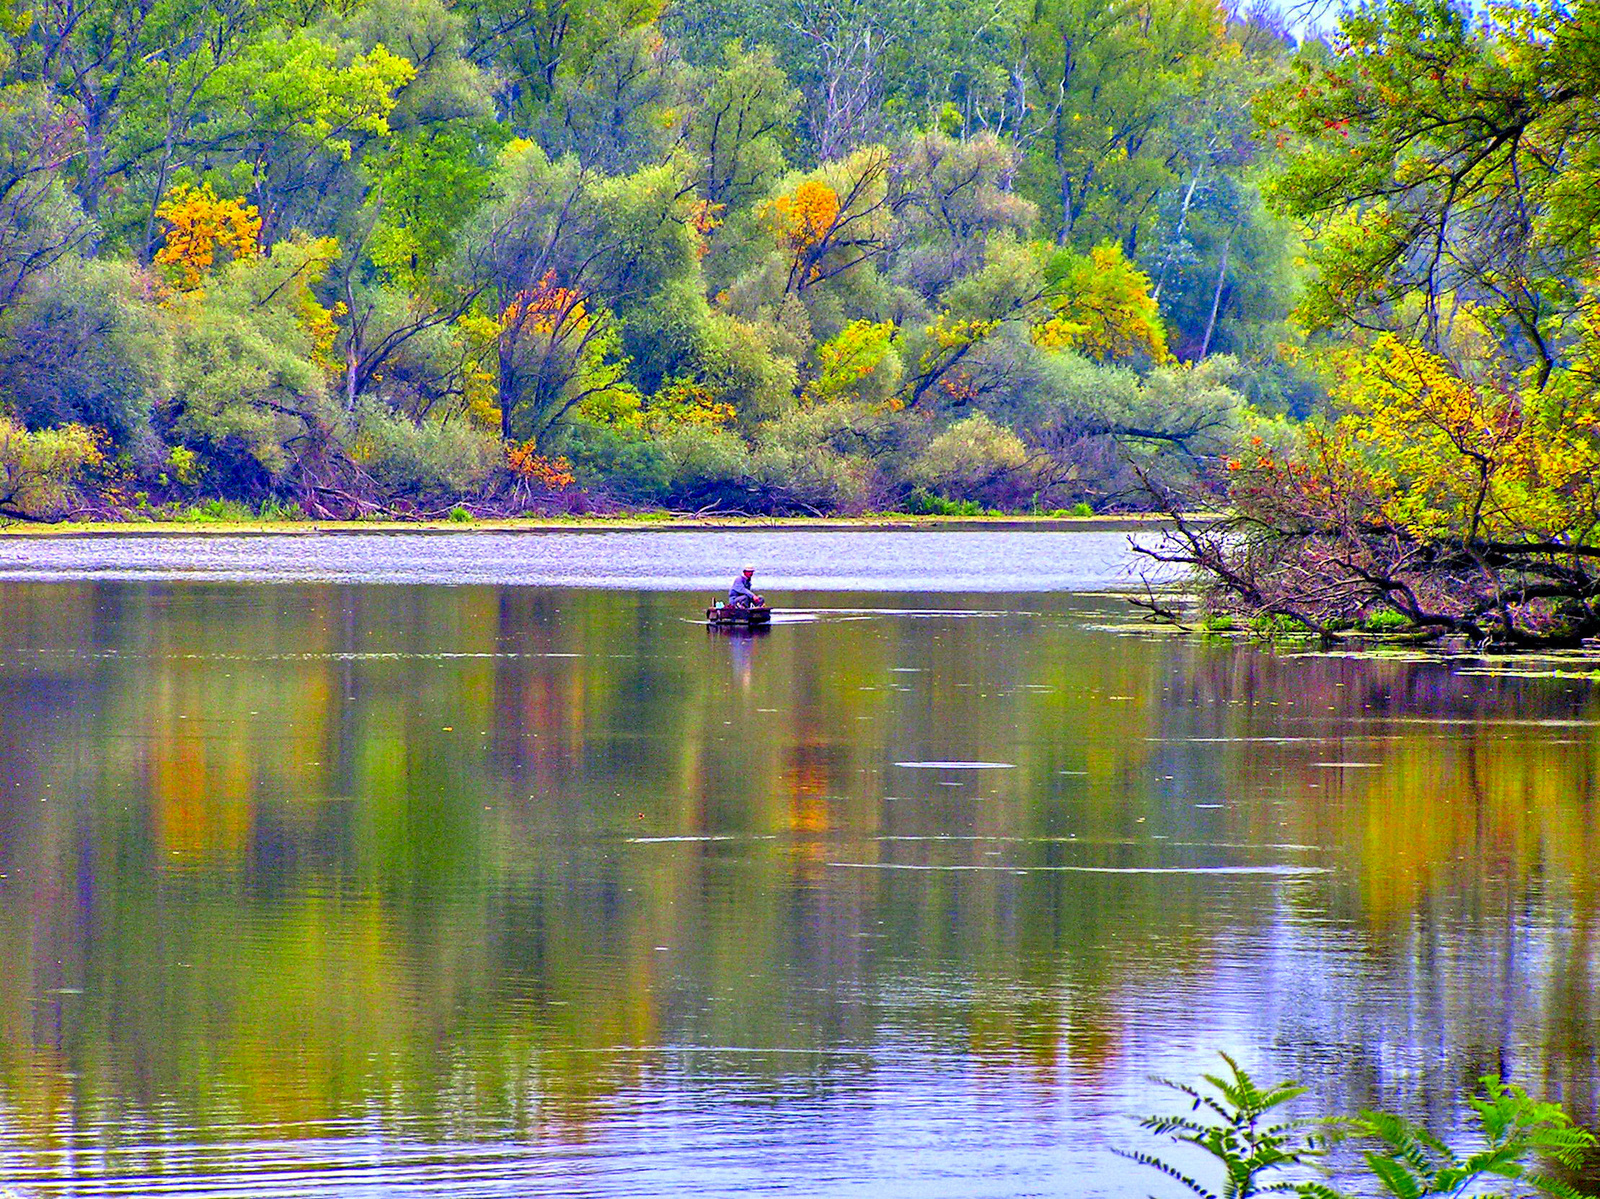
[0, 580, 1596, 1192]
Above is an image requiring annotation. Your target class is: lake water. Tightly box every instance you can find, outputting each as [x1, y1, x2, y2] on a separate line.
[0, 530, 1596, 1197]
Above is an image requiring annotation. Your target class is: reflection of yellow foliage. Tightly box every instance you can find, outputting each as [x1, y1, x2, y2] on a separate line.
[0, 1045, 71, 1152]
[151, 713, 253, 868]
[154, 183, 262, 291]
[1347, 731, 1600, 926]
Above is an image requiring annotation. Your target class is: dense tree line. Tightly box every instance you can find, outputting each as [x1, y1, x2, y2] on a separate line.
[0, 0, 1310, 519]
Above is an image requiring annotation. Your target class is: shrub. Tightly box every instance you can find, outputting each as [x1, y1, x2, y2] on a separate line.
[257, 496, 304, 521]
[447, 505, 472, 523]
[750, 407, 874, 512]
[567, 420, 769, 510]
[167, 237, 340, 481]
[181, 497, 254, 522]
[660, 422, 753, 503]
[1248, 612, 1313, 635]
[1131, 1056, 1597, 1199]
[352, 404, 498, 500]
[1360, 608, 1411, 633]
[0, 419, 102, 520]
[559, 421, 673, 501]
[903, 489, 995, 517]
[164, 445, 202, 487]
[908, 412, 1031, 508]
[0, 258, 172, 451]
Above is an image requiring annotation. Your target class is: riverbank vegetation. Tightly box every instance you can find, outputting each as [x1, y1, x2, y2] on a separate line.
[1152, 0, 1600, 648]
[8, 0, 1599, 648]
[0, 0, 1313, 522]
[1133, 1057, 1597, 1198]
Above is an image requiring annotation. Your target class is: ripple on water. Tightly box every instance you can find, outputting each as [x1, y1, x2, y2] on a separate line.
[825, 862, 1328, 876]
[892, 761, 1017, 770]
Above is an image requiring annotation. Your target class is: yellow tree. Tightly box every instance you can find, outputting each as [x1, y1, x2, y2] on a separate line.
[1034, 243, 1169, 363]
[1174, 330, 1600, 643]
[154, 184, 262, 291]
[802, 320, 900, 407]
[1325, 335, 1600, 546]
[760, 147, 892, 295]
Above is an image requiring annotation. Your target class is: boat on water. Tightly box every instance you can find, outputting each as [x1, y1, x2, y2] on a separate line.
[705, 603, 773, 627]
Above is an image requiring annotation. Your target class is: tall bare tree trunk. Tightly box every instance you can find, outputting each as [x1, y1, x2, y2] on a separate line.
[1199, 234, 1232, 359]
[1152, 167, 1203, 301]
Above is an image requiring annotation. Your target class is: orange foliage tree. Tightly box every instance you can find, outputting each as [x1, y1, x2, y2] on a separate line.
[760, 147, 891, 294]
[492, 270, 626, 444]
[153, 184, 262, 290]
[505, 441, 575, 489]
[501, 270, 588, 339]
[767, 179, 839, 256]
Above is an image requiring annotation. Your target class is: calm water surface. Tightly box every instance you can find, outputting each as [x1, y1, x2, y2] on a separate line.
[0, 531, 1597, 1197]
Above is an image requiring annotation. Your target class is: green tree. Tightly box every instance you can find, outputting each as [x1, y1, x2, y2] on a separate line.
[684, 42, 798, 212]
[1258, 0, 1600, 380]
[1018, 0, 1224, 248]
[0, 257, 171, 449]
[204, 31, 415, 239]
[0, 82, 90, 311]
[892, 130, 1036, 299]
[165, 235, 343, 484]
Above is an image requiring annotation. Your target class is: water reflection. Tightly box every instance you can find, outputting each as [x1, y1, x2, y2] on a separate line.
[0, 580, 1596, 1195]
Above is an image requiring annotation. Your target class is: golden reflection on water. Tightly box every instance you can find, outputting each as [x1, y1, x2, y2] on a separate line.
[0, 581, 1597, 1191]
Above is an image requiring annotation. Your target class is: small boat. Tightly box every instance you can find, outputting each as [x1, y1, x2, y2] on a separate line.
[706, 603, 773, 627]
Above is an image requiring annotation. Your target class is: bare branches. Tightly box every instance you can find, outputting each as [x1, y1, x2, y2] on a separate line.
[1139, 455, 1600, 648]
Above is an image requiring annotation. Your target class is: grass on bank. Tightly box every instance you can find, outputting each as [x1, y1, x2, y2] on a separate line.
[0, 507, 1183, 536]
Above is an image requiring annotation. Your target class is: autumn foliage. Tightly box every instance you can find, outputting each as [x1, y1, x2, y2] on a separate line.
[154, 184, 262, 290]
[0, 0, 1303, 524]
[803, 319, 898, 407]
[1035, 244, 1169, 364]
[1159, 335, 1600, 645]
[505, 442, 575, 489]
[765, 179, 839, 255]
[502, 272, 588, 339]
[1144, 0, 1600, 647]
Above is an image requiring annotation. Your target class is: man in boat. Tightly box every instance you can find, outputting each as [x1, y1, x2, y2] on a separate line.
[728, 567, 764, 609]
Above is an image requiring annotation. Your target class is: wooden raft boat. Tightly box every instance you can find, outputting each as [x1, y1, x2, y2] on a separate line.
[705, 604, 773, 627]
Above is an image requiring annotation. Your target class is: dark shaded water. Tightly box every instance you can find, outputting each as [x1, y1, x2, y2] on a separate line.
[0, 532, 1597, 1196]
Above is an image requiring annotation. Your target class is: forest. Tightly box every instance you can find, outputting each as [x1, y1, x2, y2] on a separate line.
[0, 0, 1316, 519]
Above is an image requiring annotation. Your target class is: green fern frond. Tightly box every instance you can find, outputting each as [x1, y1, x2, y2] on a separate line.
[1523, 1171, 1596, 1199]
[1363, 1150, 1423, 1199]
[1115, 1149, 1219, 1199]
